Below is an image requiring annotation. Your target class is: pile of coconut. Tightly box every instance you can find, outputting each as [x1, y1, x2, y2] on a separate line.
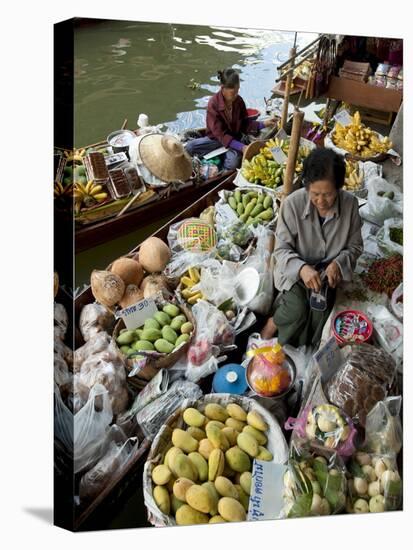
[90, 236, 172, 311]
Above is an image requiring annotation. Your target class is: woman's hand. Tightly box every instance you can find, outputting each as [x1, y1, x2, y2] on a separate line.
[325, 261, 342, 288]
[300, 265, 322, 292]
[263, 117, 277, 127]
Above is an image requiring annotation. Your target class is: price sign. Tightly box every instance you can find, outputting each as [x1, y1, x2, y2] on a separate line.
[248, 460, 286, 521]
[334, 109, 352, 126]
[313, 336, 343, 383]
[271, 146, 287, 164]
[275, 128, 288, 140]
[116, 297, 158, 330]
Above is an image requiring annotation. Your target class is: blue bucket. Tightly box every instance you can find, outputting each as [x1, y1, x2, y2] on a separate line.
[212, 363, 248, 395]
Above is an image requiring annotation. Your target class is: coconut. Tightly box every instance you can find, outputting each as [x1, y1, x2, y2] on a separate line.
[138, 237, 171, 273]
[119, 284, 144, 309]
[140, 274, 169, 299]
[91, 270, 125, 307]
[111, 257, 144, 286]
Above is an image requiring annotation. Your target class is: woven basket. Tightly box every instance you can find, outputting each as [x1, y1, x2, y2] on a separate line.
[112, 302, 195, 391]
[142, 393, 289, 527]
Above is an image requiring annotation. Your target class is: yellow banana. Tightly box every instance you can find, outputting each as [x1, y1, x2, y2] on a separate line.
[188, 292, 203, 305]
[181, 276, 195, 287]
[188, 267, 200, 283]
[92, 192, 108, 202]
[89, 184, 103, 195]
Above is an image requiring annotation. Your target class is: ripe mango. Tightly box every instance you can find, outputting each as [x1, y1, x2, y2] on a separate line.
[204, 403, 229, 422]
[240, 471, 252, 496]
[246, 410, 268, 432]
[183, 407, 205, 428]
[235, 484, 250, 512]
[208, 448, 225, 481]
[209, 515, 226, 523]
[186, 426, 206, 441]
[175, 504, 209, 525]
[173, 477, 194, 502]
[242, 425, 268, 446]
[226, 403, 247, 422]
[152, 464, 172, 485]
[218, 497, 246, 522]
[198, 438, 214, 460]
[188, 452, 208, 482]
[214, 476, 239, 499]
[164, 446, 183, 470]
[237, 432, 259, 458]
[166, 475, 177, 493]
[153, 485, 170, 515]
[226, 418, 246, 432]
[256, 446, 273, 461]
[206, 424, 229, 450]
[180, 321, 194, 334]
[202, 481, 220, 516]
[163, 304, 180, 318]
[172, 428, 199, 453]
[171, 453, 198, 481]
[186, 485, 213, 514]
[171, 494, 185, 514]
[225, 446, 251, 473]
[205, 420, 225, 430]
[221, 427, 239, 447]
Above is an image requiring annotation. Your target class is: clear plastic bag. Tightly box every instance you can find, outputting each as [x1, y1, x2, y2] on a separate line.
[79, 428, 137, 503]
[285, 404, 357, 456]
[79, 303, 115, 342]
[74, 383, 113, 474]
[362, 177, 403, 225]
[364, 396, 403, 456]
[390, 283, 403, 320]
[136, 380, 202, 440]
[167, 217, 217, 255]
[281, 446, 347, 518]
[74, 332, 112, 373]
[54, 302, 68, 341]
[346, 450, 402, 512]
[54, 383, 74, 450]
[365, 304, 403, 356]
[376, 217, 403, 256]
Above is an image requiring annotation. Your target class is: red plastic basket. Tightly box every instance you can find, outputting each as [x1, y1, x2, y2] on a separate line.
[332, 309, 373, 345]
[246, 108, 260, 121]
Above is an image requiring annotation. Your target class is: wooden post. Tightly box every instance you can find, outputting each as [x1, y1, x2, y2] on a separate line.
[280, 47, 296, 130]
[283, 109, 304, 197]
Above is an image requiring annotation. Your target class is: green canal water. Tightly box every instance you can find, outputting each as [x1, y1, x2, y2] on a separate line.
[74, 19, 317, 288]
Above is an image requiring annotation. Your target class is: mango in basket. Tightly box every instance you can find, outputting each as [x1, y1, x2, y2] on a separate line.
[235, 485, 250, 512]
[239, 472, 252, 496]
[237, 432, 259, 458]
[173, 477, 194, 501]
[246, 410, 268, 432]
[221, 427, 239, 447]
[208, 448, 225, 481]
[171, 455, 198, 483]
[186, 426, 206, 441]
[204, 403, 229, 423]
[186, 485, 213, 514]
[172, 428, 199, 454]
[152, 464, 172, 485]
[226, 418, 246, 432]
[175, 504, 209, 525]
[188, 452, 208, 482]
[164, 446, 183, 470]
[153, 485, 171, 515]
[183, 407, 205, 428]
[198, 439, 214, 460]
[218, 497, 246, 522]
[226, 403, 247, 422]
[242, 425, 267, 446]
[225, 447, 251, 473]
[214, 476, 239, 499]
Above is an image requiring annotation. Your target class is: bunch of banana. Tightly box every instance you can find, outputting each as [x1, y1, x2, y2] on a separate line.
[241, 154, 284, 188]
[343, 160, 363, 191]
[64, 148, 86, 163]
[180, 267, 205, 305]
[332, 111, 393, 157]
[74, 180, 108, 214]
[54, 180, 73, 198]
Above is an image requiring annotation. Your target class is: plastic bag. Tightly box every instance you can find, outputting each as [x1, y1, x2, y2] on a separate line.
[79, 303, 115, 342]
[346, 450, 402, 512]
[74, 332, 112, 373]
[136, 380, 202, 440]
[324, 343, 397, 426]
[167, 217, 217, 254]
[364, 397, 403, 456]
[196, 260, 237, 306]
[365, 304, 403, 355]
[54, 302, 68, 341]
[281, 446, 347, 517]
[390, 283, 403, 320]
[74, 383, 113, 474]
[362, 177, 402, 225]
[54, 383, 74, 450]
[77, 338, 129, 416]
[79, 429, 137, 503]
[376, 217, 403, 256]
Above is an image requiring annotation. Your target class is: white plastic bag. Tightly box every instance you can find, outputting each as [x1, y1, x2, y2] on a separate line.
[376, 218, 403, 256]
[361, 177, 402, 225]
[79, 303, 115, 342]
[391, 283, 403, 321]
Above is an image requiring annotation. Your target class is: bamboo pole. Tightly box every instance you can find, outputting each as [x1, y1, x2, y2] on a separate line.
[277, 35, 322, 71]
[283, 109, 304, 197]
[280, 47, 296, 130]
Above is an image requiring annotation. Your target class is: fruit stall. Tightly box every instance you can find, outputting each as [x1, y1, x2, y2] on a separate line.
[54, 102, 403, 530]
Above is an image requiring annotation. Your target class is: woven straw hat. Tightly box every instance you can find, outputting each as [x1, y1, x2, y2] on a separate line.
[138, 133, 192, 183]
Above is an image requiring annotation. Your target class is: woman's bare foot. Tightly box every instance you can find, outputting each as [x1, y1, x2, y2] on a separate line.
[261, 317, 278, 339]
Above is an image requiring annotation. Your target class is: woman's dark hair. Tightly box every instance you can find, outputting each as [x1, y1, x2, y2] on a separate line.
[302, 148, 345, 189]
[217, 68, 240, 88]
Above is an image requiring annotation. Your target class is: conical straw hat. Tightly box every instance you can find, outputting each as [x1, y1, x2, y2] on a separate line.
[138, 133, 193, 183]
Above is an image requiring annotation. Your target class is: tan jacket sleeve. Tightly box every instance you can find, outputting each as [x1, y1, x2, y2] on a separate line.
[274, 199, 307, 283]
[333, 198, 363, 281]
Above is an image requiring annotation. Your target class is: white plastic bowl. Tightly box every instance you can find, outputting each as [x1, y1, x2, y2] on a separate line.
[234, 267, 260, 306]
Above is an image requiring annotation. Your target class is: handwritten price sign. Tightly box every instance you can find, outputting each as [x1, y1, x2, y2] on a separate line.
[116, 297, 158, 330]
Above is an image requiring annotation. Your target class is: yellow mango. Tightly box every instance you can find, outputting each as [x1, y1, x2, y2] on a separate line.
[186, 484, 213, 514]
[205, 420, 225, 430]
[209, 515, 226, 523]
[246, 410, 268, 432]
[171, 494, 185, 514]
[172, 428, 198, 453]
[208, 448, 225, 481]
[256, 446, 273, 461]
[187, 426, 206, 441]
[164, 446, 183, 469]
[173, 477, 194, 502]
[235, 484, 250, 512]
[166, 475, 176, 493]
[202, 481, 220, 516]
[214, 476, 239, 499]
[226, 418, 247, 432]
[175, 504, 209, 525]
[172, 454, 198, 481]
[206, 424, 229, 451]
[221, 427, 239, 447]
[237, 432, 259, 458]
[198, 438, 214, 460]
[183, 407, 206, 428]
[239, 471, 252, 496]
[204, 403, 229, 422]
[242, 425, 268, 446]
[218, 497, 246, 522]
[188, 452, 208, 482]
[153, 485, 170, 515]
[152, 464, 172, 486]
[226, 403, 247, 422]
[225, 446, 251, 473]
